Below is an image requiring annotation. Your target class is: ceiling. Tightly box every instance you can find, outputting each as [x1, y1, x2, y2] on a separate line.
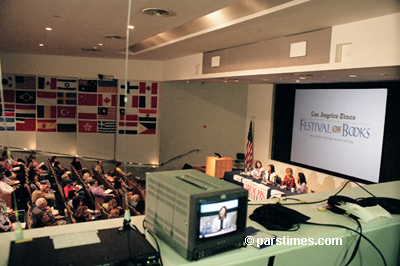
[0, 0, 399, 84]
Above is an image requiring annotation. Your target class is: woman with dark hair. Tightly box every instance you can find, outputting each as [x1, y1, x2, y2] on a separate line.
[296, 172, 308, 193]
[71, 156, 82, 172]
[264, 164, 277, 184]
[251, 160, 265, 180]
[211, 206, 230, 232]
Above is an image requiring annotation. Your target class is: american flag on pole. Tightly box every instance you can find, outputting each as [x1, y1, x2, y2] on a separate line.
[245, 120, 253, 168]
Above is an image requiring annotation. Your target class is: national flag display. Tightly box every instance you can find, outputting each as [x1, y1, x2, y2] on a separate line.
[37, 77, 57, 90]
[98, 107, 116, 120]
[79, 79, 98, 92]
[0, 90, 15, 103]
[98, 121, 116, 134]
[245, 121, 253, 168]
[16, 118, 36, 131]
[15, 90, 36, 104]
[0, 117, 15, 131]
[37, 105, 57, 119]
[15, 75, 36, 90]
[57, 78, 77, 91]
[57, 106, 76, 118]
[78, 106, 97, 120]
[78, 120, 97, 133]
[98, 94, 116, 107]
[78, 93, 97, 106]
[1, 75, 159, 140]
[98, 80, 117, 93]
[37, 119, 57, 132]
[37, 91, 57, 105]
[57, 92, 77, 105]
[15, 104, 36, 119]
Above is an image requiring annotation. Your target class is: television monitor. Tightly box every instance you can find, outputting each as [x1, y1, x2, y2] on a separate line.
[145, 169, 248, 261]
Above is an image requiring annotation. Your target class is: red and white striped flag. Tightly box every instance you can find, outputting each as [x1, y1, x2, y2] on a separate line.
[245, 121, 253, 168]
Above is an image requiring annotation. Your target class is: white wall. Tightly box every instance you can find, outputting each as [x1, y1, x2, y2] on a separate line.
[159, 81, 248, 170]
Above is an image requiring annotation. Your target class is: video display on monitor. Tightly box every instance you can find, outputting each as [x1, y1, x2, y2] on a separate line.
[198, 199, 238, 239]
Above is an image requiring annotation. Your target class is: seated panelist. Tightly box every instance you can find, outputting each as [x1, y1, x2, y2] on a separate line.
[251, 160, 265, 180]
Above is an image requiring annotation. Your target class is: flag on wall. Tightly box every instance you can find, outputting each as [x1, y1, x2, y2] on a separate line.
[98, 80, 117, 93]
[37, 91, 57, 105]
[98, 107, 116, 120]
[57, 92, 77, 105]
[0, 90, 14, 103]
[98, 121, 116, 134]
[78, 93, 97, 106]
[57, 78, 77, 91]
[15, 75, 36, 90]
[37, 105, 56, 118]
[37, 77, 57, 90]
[0, 117, 15, 131]
[78, 120, 97, 133]
[98, 94, 116, 107]
[245, 120, 253, 168]
[37, 119, 57, 132]
[79, 79, 98, 92]
[15, 90, 36, 104]
[16, 118, 36, 131]
[77, 106, 97, 120]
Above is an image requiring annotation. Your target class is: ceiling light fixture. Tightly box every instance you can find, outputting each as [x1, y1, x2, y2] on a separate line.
[349, 74, 357, 78]
[39, 44, 44, 47]
[45, 27, 52, 31]
[128, 25, 135, 29]
[141, 8, 175, 17]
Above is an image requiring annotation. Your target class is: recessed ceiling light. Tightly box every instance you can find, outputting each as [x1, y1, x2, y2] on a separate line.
[39, 44, 44, 47]
[349, 74, 357, 78]
[299, 77, 306, 80]
[45, 27, 52, 31]
[98, 43, 103, 46]
[141, 8, 175, 17]
[102, 34, 125, 40]
[81, 47, 101, 52]
[128, 25, 135, 29]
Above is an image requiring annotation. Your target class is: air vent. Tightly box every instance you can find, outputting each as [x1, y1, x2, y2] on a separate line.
[81, 47, 101, 52]
[102, 34, 125, 40]
[141, 8, 174, 17]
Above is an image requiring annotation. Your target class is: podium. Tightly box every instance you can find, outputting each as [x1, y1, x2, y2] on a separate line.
[206, 156, 233, 178]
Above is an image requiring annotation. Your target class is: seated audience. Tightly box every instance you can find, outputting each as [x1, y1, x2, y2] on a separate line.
[74, 206, 93, 222]
[0, 169, 14, 193]
[31, 198, 66, 228]
[0, 203, 14, 232]
[53, 161, 66, 180]
[71, 156, 83, 173]
[95, 160, 105, 175]
[89, 180, 114, 198]
[296, 172, 308, 193]
[281, 168, 295, 189]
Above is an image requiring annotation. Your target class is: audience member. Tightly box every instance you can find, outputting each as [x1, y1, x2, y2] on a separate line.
[281, 168, 295, 189]
[95, 160, 105, 175]
[0, 203, 13, 232]
[71, 156, 83, 173]
[89, 180, 114, 198]
[32, 198, 66, 227]
[53, 161, 66, 180]
[0, 169, 14, 193]
[75, 206, 92, 222]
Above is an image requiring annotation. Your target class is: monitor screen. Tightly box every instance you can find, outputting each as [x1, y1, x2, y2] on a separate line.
[198, 199, 238, 239]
